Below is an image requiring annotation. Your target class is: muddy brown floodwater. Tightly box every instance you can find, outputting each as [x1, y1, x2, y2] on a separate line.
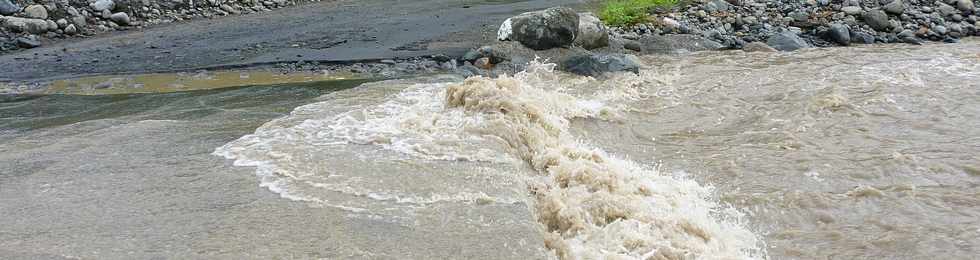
[2, 40, 979, 259]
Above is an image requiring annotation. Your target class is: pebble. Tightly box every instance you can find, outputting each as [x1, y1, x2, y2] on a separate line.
[24, 4, 47, 19]
[15, 36, 40, 48]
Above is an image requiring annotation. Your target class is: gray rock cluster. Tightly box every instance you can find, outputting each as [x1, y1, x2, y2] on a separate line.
[0, 0, 307, 52]
[612, 0, 980, 51]
[481, 7, 640, 76]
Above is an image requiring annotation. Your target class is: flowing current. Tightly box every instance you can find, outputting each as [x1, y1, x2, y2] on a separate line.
[214, 41, 979, 259]
[2, 40, 979, 259]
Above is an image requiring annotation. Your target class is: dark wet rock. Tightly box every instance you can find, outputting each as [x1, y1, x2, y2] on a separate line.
[825, 24, 851, 45]
[24, 4, 47, 19]
[901, 36, 924, 44]
[933, 25, 948, 35]
[497, 7, 579, 50]
[560, 53, 641, 76]
[864, 10, 892, 31]
[90, 0, 114, 12]
[766, 30, 810, 51]
[574, 12, 609, 50]
[898, 30, 923, 44]
[883, 0, 905, 15]
[476, 45, 509, 64]
[15, 36, 40, 48]
[742, 41, 777, 52]
[638, 34, 724, 54]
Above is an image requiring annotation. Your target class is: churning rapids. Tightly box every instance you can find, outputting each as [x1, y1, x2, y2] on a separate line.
[2, 40, 979, 259]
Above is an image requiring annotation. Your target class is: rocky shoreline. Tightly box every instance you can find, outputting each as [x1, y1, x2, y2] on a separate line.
[0, 0, 321, 52]
[615, 0, 979, 49]
[3, 0, 977, 93]
[458, 0, 979, 77]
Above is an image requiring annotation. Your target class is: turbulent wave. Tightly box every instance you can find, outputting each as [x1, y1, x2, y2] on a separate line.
[444, 63, 763, 259]
[215, 61, 764, 259]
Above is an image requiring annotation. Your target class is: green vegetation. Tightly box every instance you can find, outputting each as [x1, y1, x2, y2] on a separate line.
[597, 0, 678, 26]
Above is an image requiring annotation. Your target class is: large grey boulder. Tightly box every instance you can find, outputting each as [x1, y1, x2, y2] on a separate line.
[0, 16, 50, 34]
[560, 53, 641, 76]
[638, 34, 724, 54]
[0, 0, 19, 16]
[864, 10, 891, 31]
[766, 30, 810, 51]
[497, 7, 579, 50]
[574, 12, 609, 50]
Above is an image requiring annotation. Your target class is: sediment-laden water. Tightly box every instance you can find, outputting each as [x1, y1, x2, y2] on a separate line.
[3, 40, 979, 259]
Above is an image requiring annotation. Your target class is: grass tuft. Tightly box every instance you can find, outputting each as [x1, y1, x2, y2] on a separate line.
[598, 0, 678, 26]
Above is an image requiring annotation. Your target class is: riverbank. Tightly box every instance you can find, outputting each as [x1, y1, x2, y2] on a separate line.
[0, 0, 324, 52]
[2, 0, 978, 92]
[0, 0, 584, 83]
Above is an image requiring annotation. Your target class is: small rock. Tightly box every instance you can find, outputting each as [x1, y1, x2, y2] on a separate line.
[15, 36, 40, 48]
[101, 9, 111, 19]
[24, 4, 47, 19]
[704, 0, 731, 13]
[898, 29, 917, 39]
[220, 4, 239, 15]
[638, 34, 725, 54]
[742, 41, 777, 52]
[497, 7, 579, 50]
[462, 49, 480, 61]
[864, 10, 892, 31]
[956, 0, 975, 14]
[901, 35, 924, 44]
[622, 39, 642, 51]
[933, 25, 948, 34]
[574, 12, 609, 49]
[842, 6, 863, 15]
[0, 0, 19, 16]
[477, 45, 509, 64]
[937, 3, 958, 16]
[560, 53, 641, 76]
[66, 6, 78, 16]
[45, 20, 57, 31]
[56, 18, 68, 28]
[766, 30, 810, 51]
[825, 24, 851, 45]
[473, 57, 492, 69]
[883, 0, 904, 15]
[90, 0, 114, 12]
[110, 12, 129, 25]
[72, 15, 86, 27]
[64, 24, 77, 34]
